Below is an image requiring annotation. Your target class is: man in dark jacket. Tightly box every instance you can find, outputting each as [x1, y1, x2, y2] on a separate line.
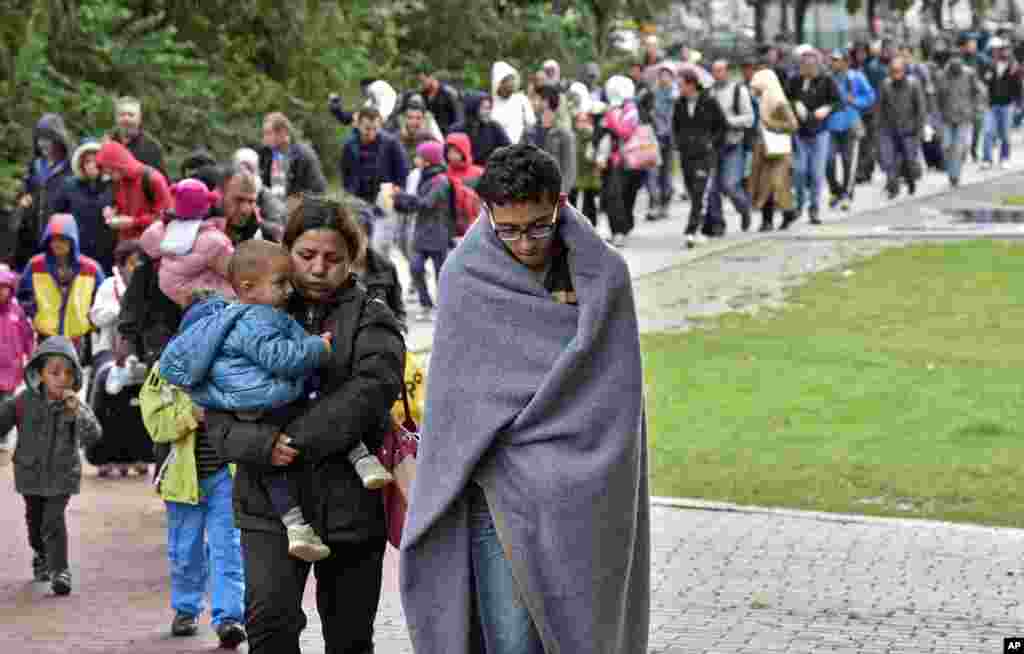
[258, 112, 328, 201]
[10, 114, 75, 270]
[673, 70, 729, 248]
[981, 37, 1022, 169]
[448, 90, 511, 165]
[341, 107, 410, 241]
[418, 68, 464, 135]
[112, 97, 166, 178]
[785, 48, 840, 226]
[877, 57, 928, 199]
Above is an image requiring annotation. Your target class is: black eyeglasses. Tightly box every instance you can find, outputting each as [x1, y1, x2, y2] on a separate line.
[486, 204, 558, 243]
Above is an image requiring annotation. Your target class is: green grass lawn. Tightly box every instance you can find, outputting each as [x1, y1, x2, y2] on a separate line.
[643, 240, 1024, 527]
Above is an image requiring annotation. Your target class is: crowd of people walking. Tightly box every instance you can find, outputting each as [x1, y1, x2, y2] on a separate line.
[0, 26, 1021, 654]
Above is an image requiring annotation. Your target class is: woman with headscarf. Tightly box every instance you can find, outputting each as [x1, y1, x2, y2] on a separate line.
[749, 69, 800, 231]
[596, 75, 644, 247]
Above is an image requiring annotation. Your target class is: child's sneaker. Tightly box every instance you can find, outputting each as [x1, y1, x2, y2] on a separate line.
[171, 611, 199, 637]
[354, 454, 394, 490]
[287, 524, 331, 562]
[51, 569, 71, 596]
[32, 552, 49, 582]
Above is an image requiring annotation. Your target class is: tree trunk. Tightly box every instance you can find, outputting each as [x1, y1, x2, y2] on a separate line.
[794, 0, 809, 43]
[753, 1, 765, 42]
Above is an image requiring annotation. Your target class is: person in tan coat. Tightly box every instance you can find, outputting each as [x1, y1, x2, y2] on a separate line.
[749, 69, 800, 231]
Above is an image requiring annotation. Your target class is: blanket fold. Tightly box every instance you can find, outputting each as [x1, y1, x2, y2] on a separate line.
[400, 206, 650, 654]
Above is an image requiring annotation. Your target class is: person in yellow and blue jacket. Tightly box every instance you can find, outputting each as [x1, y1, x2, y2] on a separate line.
[16, 213, 104, 356]
[139, 366, 247, 648]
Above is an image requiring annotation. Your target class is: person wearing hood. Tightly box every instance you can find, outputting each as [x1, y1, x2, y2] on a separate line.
[525, 86, 577, 194]
[17, 214, 105, 351]
[94, 140, 173, 242]
[444, 133, 485, 182]
[448, 90, 511, 165]
[0, 335, 102, 596]
[51, 140, 116, 273]
[394, 140, 454, 322]
[785, 48, 840, 227]
[111, 96, 166, 178]
[936, 55, 987, 186]
[13, 114, 76, 271]
[596, 75, 644, 247]
[491, 61, 537, 145]
[233, 148, 286, 241]
[0, 267, 35, 402]
[582, 61, 607, 103]
[418, 67, 464, 135]
[540, 59, 574, 130]
[981, 37, 1021, 169]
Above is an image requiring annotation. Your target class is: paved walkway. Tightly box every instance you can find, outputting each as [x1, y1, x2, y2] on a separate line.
[2, 158, 1024, 653]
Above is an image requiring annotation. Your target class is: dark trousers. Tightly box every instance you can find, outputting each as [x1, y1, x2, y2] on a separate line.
[24, 494, 71, 573]
[568, 188, 600, 227]
[602, 167, 646, 236]
[241, 529, 386, 654]
[856, 110, 877, 182]
[681, 156, 713, 235]
[410, 248, 448, 309]
[265, 472, 298, 517]
[826, 130, 856, 197]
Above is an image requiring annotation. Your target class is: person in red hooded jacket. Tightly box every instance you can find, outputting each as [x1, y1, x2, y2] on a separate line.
[444, 133, 484, 182]
[94, 140, 172, 243]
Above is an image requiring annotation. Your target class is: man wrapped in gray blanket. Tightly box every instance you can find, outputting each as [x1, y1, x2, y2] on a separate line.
[401, 143, 651, 654]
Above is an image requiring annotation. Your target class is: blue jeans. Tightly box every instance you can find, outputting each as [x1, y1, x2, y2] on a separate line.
[410, 248, 448, 309]
[705, 144, 750, 221]
[645, 134, 675, 209]
[793, 132, 831, 212]
[943, 123, 972, 181]
[984, 104, 1012, 163]
[468, 485, 544, 654]
[165, 467, 245, 626]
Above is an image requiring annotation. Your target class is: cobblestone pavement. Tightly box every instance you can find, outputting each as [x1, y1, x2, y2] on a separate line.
[4, 164, 1024, 653]
[3, 466, 1024, 653]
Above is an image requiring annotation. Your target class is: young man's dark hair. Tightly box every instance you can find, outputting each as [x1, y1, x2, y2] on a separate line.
[358, 107, 382, 123]
[680, 70, 701, 88]
[476, 144, 562, 207]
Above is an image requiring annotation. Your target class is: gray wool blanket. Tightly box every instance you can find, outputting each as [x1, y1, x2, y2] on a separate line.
[400, 206, 650, 654]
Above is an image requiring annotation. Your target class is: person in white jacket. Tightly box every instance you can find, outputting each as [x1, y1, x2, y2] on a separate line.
[491, 61, 536, 145]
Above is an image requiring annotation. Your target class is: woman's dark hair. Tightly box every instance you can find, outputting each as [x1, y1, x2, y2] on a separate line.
[539, 84, 561, 112]
[113, 239, 143, 268]
[282, 194, 366, 266]
[680, 71, 700, 88]
[476, 143, 562, 207]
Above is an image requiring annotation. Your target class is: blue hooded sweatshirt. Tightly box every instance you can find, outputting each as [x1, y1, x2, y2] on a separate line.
[160, 296, 329, 412]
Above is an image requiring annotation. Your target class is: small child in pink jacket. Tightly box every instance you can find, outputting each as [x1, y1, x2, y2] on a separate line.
[140, 179, 235, 307]
[0, 266, 35, 401]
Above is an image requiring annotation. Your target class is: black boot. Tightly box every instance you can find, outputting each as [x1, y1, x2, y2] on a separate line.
[32, 552, 49, 582]
[779, 210, 799, 231]
[809, 207, 822, 225]
[886, 179, 900, 200]
[759, 207, 774, 232]
[741, 212, 752, 232]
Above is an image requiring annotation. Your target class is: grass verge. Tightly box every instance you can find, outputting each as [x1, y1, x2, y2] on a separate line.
[643, 240, 1024, 527]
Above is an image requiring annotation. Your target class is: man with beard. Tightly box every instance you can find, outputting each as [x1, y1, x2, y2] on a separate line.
[111, 97, 166, 178]
[418, 67, 464, 135]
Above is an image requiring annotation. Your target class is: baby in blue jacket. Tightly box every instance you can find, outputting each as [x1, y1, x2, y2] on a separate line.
[160, 239, 393, 562]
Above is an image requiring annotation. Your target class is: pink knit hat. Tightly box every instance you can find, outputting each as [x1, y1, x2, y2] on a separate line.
[416, 140, 445, 166]
[171, 178, 218, 220]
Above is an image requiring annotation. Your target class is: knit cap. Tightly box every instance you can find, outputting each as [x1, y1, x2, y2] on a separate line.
[416, 141, 445, 166]
[171, 178, 218, 220]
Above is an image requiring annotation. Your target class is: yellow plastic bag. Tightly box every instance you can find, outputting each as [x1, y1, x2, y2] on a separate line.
[391, 352, 426, 425]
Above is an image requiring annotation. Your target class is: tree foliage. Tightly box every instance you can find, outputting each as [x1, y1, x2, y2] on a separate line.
[0, 0, 667, 205]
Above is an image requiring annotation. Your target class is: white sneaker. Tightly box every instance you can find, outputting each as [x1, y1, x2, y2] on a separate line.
[287, 524, 331, 562]
[999, 160, 1010, 170]
[354, 454, 394, 490]
[981, 161, 994, 171]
